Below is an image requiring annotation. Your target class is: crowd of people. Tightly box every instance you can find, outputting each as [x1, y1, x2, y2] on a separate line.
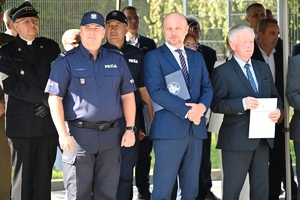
[0, 0, 299, 200]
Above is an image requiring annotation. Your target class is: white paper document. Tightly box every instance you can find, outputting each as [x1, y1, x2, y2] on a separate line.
[249, 98, 277, 139]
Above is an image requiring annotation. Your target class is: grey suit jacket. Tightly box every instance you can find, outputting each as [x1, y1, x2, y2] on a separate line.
[211, 57, 282, 151]
[286, 54, 300, 142]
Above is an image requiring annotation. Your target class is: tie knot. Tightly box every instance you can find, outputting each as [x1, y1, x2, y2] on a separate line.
[175, 49, 182, 54]
[244, 63, 250, 69]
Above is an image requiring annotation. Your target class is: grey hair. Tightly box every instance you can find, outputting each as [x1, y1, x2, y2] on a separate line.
[227, 25, 254, 43]
[3, 7, 15, 25]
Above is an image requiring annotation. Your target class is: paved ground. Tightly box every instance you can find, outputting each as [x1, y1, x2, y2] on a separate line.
[51, 180, 290, 200]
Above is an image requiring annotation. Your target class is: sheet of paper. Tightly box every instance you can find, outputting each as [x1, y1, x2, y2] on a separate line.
[249, 98, 277, 139]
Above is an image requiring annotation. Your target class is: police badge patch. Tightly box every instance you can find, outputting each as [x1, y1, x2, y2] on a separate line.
[80, 78, 85, 85]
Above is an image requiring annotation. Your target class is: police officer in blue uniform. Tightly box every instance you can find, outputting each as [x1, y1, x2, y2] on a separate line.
[45, 11, 137, 200]
[102, 10, 153, 200]
[0, 2, 60, 200]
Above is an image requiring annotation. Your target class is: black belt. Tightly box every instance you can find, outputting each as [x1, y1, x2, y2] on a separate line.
[67, 120, 118, 131]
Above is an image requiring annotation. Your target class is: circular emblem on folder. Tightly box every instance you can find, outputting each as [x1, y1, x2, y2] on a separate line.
[167, 82, 180, 95]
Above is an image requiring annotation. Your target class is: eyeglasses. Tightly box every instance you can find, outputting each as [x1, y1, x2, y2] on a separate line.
[189, 26, 200, 32]
[184, 43, 199, 49]
[126, 16, 140, 21]
[67, 42, 79, 45]
[15, 18, 39, 25]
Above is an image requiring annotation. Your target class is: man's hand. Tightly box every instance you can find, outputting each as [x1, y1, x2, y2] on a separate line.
[121, 130, 136, 147]
[34, 103, 50, 118]
[0, 100, 5, 117]
[245, 97, 259, 110]
[185, 103, 206, 125]
[276, 109, 284, 124]
[139, 130, 146, 140]
[269, 109, 281, 123]
[59, 133, 74, 152]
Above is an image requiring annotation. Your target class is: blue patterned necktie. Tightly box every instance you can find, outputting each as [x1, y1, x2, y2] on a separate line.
[175, 49, 189, 83]
[244, 63, 259, 97]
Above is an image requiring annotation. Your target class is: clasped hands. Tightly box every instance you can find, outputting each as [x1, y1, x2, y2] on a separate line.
[185, 103, 206, 126]
[245, 97, 281, 123]
[34, 95, 49, 118]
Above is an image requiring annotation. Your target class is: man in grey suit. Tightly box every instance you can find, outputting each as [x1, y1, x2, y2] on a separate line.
[211, 24, 282, 200]
[286, 54, 300, 200]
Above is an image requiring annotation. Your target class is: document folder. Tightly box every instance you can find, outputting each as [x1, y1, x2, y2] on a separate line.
[152, 70, 191, 112]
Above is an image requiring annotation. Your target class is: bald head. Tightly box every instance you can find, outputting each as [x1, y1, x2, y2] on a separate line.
[162, 12, 188, 48]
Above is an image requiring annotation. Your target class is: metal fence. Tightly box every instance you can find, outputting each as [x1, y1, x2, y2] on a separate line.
[1, 0, 299, 58]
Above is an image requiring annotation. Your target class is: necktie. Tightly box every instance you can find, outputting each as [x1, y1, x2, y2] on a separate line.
[175, 49, 189, 83]
[244, 63, 259, 97]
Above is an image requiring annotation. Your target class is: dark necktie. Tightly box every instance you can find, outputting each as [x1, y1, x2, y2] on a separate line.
[244, 63, 259, 97]
[175, 49, 189, 83]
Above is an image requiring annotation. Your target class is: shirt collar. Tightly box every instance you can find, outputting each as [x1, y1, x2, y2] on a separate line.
[79, 43, 100, 60]
[234, 55, 253, 68]
[165, 41, 185, 54]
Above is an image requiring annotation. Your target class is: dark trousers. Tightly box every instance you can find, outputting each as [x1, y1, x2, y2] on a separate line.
[117, 115, 140, 200]
[9, 134, 58, 200]
[222, 139, 269, 200]
[197, 131, 213, 200]
[293, 141, 300, 200]
[269, 123, 298, 200]
[135, 136, 153, 194]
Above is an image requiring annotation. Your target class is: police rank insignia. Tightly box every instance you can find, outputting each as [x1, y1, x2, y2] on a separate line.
[20, 69, 25, 75]
[80, 78, 85, 85]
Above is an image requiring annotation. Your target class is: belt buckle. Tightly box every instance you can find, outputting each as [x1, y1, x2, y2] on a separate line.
[98, 123, 107, 131]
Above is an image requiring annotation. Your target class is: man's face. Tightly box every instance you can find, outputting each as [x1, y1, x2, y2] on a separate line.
[105, 20, 128, 46]
[14, 17, 39, 40]
[230, 30, 254, 62]
[123, 9, 140, 33]
[258, 22, 279, 49]
[80, 23, 105, 47]
[163, 13, 188, 49]
[246, 6, 266, 33]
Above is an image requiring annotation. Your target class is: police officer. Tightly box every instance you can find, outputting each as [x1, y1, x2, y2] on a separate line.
[0, 2, 60, 200]
[45, 11, 137, 200]
[102, 10, 153, 200]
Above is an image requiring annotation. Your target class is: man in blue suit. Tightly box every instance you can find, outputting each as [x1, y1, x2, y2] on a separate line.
[211, 25, 282, 200]
[144, 12, 213, 200]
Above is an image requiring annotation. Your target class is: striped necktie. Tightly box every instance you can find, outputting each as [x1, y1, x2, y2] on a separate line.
[244, 63, 259, 97]
[175, 49, 189, 83]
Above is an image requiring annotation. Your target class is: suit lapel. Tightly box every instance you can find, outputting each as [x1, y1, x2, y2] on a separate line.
[186, 49, 194, 85]
[161, 44, 181, 72]
[232, 59, 258, 97]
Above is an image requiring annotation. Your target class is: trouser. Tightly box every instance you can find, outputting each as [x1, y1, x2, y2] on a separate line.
[9, 134, 58, 200]
[64, 124, 121, 200]
[197, 131, 213, 200]
[135, 136, 153, 194]
[117, 116, 140, 200]
[0, 115, 11, 200]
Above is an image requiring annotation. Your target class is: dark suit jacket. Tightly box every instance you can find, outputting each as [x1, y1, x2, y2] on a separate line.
[286, 54, 300, 142]
[0, 35, 60, 137]
[251, 41, 284, 102]
[292, 43, 300, 57]
[211, 58, 282, 151]
[0, 32, 14, 46]
[198, 44, 217, 77]
[138, 34, 156, 54]
[144, 44, 213, 139]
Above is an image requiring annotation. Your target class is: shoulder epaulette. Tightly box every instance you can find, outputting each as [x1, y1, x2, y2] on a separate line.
[58, 50, 74, 58]
[108, 48, 124, 57]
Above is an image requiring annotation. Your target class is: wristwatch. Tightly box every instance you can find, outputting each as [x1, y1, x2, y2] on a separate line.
[125, 126, 137, 133]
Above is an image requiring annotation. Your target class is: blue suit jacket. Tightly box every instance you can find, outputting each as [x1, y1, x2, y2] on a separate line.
[144, 44, 213, 139]
[211, 58, 282, 151]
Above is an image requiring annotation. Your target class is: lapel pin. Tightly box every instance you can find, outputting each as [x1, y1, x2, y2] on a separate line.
[20, 69, 25, 75]
[80, 78, 85, 85]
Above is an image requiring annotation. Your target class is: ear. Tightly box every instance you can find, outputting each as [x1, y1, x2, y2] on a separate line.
[229, 42, 235, 51]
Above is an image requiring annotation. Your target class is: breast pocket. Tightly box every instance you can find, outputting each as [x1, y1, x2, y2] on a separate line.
[71, 70, 93, 91]
[103, 68, 121, 89]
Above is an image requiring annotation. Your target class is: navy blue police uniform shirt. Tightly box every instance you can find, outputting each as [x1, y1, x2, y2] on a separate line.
[102, 41, 144, 108]
[45, 43, 137, 123]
